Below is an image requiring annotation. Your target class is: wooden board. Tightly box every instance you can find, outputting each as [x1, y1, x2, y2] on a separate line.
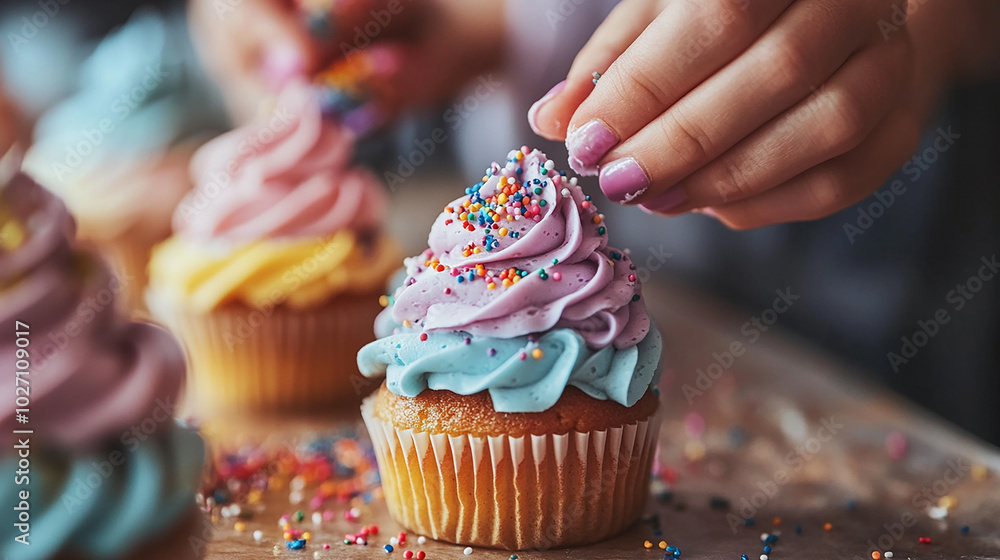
[195, 279, 1000, 560]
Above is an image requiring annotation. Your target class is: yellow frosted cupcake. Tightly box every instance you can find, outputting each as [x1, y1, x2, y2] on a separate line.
[148, 82, 398, 413]
[358, 147, 662, 549]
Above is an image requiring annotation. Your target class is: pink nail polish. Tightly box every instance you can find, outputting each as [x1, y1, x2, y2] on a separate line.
[599, 157, 650, 204]
[262, 45, 305, 89]
[528, 80, 567, 137]
[638, 186, 688, 213]
[567, 119, 618, 176]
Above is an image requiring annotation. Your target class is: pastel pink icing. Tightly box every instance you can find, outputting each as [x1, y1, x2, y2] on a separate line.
[0, 174, 185, 450]
[174, 81, 387, 243]
[390, 148, 650, 349]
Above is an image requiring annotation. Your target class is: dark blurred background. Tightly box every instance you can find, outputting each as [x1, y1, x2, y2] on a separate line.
[2, 0, 997, 444]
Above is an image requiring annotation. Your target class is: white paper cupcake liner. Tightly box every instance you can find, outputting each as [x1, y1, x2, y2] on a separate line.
[361, 395, 661, 550]
[150, 292, 381, 412]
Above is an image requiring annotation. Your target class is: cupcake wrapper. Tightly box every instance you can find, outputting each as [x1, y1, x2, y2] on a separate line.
[361, 395, 661, 550]
[153, 296, 381, 412]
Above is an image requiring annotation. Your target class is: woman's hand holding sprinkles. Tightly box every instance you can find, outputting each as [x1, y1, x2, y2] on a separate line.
[528, 0, 992, 229]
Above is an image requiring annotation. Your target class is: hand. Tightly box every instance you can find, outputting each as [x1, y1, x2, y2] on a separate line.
[189, 0, 319, 122]
[329, 0, 505, 114]
[530, 0, 981, 229]
[189, 0, 504, 123]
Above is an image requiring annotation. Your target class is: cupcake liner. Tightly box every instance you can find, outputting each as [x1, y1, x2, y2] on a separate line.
[361, 395, 661, 550]
[152, 294, 381, 412]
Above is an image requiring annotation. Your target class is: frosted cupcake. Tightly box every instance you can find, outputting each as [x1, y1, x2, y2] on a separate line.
[0, 173, 205, 560]
[22, 8, 226, 316]
[358, 147, 662, 549]
[147, 82, 399, 413]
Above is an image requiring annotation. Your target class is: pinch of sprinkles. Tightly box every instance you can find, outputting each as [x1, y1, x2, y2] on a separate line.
[919, 536, 932, 544]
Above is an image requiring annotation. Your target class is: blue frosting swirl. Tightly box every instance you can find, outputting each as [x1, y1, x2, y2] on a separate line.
[24, 7, 226, 208]
[358, 323, 662, 413]
[0, 424, 204, 560]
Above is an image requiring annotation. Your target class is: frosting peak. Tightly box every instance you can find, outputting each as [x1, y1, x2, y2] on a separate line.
[358, 147, 662, 413]
[174, 81, 387, 244]
[388, 148, 649, 349]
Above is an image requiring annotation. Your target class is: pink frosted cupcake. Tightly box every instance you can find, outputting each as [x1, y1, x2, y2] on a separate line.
[148, 82, 399, 412]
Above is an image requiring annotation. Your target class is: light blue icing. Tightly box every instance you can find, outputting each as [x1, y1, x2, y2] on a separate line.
[0, 423, 204, 560]
[358, 324, 662, 413]
[28, 8, 226, 178]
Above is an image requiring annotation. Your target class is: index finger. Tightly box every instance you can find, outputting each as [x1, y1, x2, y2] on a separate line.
[566, 0, 793, 175]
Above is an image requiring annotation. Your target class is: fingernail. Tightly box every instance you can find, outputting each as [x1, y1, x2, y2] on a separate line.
[528, 80, 567, 137]
[699, 208, 720, 219]
[599, 157, 650, 204]
[638, 185, 689, 213]
[364, 44, 402, 76]
[567, 119, 618, 176]
[262, 45, 305, 89]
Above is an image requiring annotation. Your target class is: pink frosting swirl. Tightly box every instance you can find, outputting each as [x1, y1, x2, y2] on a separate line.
[0, 174, 184, 451]
[390, 148, 650, 349]
[174, 81, 386, 243]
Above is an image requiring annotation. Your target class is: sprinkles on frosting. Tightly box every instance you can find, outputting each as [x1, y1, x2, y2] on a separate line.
[409, 147, 610, 294]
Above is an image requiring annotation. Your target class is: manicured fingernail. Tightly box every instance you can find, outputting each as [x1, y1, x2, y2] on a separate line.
[567, 119, 618, 176]
[638, 185, 688, 213]
[599, 157, 650, 204]
[364, 44, 402, 76]
[528, 80, 567, 137]
[262, 45, 305, 89]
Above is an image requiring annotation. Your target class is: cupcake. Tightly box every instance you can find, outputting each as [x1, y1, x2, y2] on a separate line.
[22, 8, 227, 316]
[358, 147, 663, 549]
[0, 173, 205, 560]
[147, 82, 399, 413]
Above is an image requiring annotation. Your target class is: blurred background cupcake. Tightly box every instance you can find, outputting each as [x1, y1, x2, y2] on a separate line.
[20, 7, 228, 316]
[0, 172, 206, 560]
[147, 81, 399, 414]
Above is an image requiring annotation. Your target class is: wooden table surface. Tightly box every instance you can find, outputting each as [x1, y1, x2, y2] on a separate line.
[194, 181, 1000, 559]
[194, 278, 1000, 560]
